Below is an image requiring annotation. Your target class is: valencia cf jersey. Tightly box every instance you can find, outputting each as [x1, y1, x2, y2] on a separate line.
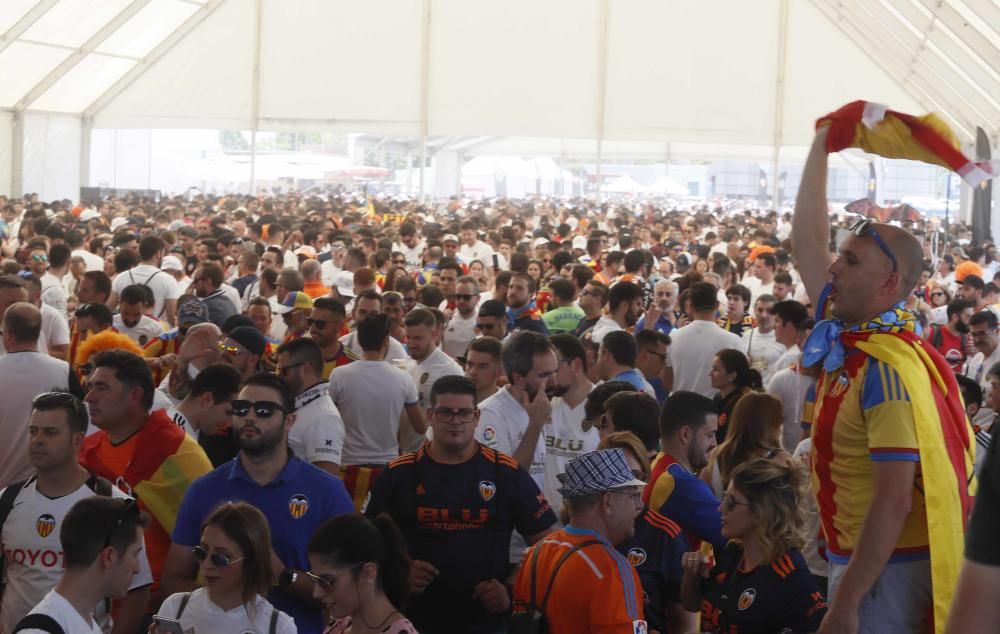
[700, 542, 827, 634]
[617, 509, 688, 634]
[365, 443, 556, 634]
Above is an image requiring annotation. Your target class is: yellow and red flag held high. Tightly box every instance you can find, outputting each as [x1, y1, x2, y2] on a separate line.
[818, 101, 999, 187]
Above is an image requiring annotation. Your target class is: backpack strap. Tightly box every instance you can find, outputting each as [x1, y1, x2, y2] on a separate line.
[175, 592, 192, 619]
[537, 539, 602, 612]
[84, 473, 114, 497]
[269, 607, 279, 634]
[0, 478, 32, 589]
[13, 613, 65, 634]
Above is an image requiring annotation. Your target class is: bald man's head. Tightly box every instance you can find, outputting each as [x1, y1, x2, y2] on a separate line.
[180, 322, 223, 367]
[301, 259, 322, 282]
[876, 224, 924, 301]
[4, 302, 41, 344]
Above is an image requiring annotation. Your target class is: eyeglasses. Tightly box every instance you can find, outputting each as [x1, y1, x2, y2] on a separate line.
[931, 291, 946, 297]
[305, 563, 364, 589]
[307, 318, 330, 329]
[430, 407, 478, 423]
[455, 294, 477, 301]
[103, 498, 138, 548]
[611, 489, 642, 505]
[644, 348, 668, 361]
[277, 362, 304, 376]
[219, 342, 240, 356]
[192, 545, 246, 568]
[848, 216, 898, 272]
[230, 400, 287, 418]
[720, 492, 751, 512]
[31, 254, 47, 263]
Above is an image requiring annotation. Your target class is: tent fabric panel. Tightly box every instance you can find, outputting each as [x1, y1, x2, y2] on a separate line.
[21, 112, 80, 201]
[427, 0, 601, 139]
[93, 0, 253, 129]
[0, 41, 69, 108]
[21, 0, 131, 49]
[257, 0, 422, 125]
[604, 0, 779, 146]
[0, 0, 45, 33]
[0, 110, 12, 196]
[96, 0, 199, 59]
[31, 53, 137, 113]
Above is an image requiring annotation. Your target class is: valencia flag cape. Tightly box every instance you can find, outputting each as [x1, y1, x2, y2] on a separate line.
[80, 409, 212, 537]
[841, 328, 975, 633]
[817, 100, 999, 187]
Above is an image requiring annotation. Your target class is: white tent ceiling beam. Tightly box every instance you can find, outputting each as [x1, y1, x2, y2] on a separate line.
[771, 0, 790, 207]
[815, 0, 980, 138]
[887, 0, 1000, 111]
[962, 0, 1000, 34]
[15, 0, 153, 111]
[248, 0, 262, 193]
[17, 38, 140, 60]
[418, 0, 431, 200]
[83, 0, 227, 121]
[594, 0, 610, 200]
[914, 0, 1000, 73]
[0, 0, 59, 56]
[841, 0, 999, 126]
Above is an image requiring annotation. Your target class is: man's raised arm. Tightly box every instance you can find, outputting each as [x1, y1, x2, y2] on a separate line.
[792, 127, 834, 306]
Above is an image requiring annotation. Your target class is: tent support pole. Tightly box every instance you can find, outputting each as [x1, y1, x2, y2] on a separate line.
[771, 0, 789, 209]
[418, 0, 431, 201]
[80, 116, 92, 192]
[10, 111, 23, 198]
[249, 0, 262, 195]
[594, 0, 609, 203]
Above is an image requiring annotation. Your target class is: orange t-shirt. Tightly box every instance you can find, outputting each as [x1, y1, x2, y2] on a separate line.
[302, 280, 329, 299]
[513, 526, 645, 633]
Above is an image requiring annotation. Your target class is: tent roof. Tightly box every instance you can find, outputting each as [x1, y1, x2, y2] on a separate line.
[1, 0, 998, 147]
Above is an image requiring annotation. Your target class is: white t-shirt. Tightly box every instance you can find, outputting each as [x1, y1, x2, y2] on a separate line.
[290, 383, 345, 467]
[0, 352, 69, 487]
[474, 387, 546, 489]
[328, 360, 419, 465]
[399, 348, 463, 452]
[589, 315, 622, 345]
[168, 407, 199, 441]
[742, 328, 786, 379]
[459, 240, 496, 264]
[1, 479, 153, 633]
[667, 320, 745, 397]
[741, 277, 774, 304]
[766, 367, 815, 452]
[40, 273, 67, 316]
[542, 396, 599, 510]
[157, 589, 296, 634]
[111, 264, 179, 320]
[441, 311, 478, 361]
[339, 332, 409, 362]
[112, 314, 165, 348]
[964, 344, 1000, 405]
[766, 344, 800, 386]
[37, 303, 70, 355]
[72, 248, 105, 273]
[17, 589, 102, 634]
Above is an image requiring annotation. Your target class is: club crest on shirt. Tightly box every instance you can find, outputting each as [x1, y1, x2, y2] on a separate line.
[479, 480, 496, 502]
[829, 371, 850, 398]
[626, 547, 647, 567]
[481, 425, 497, 446]
[632, 620, 647, 634]
[36, 514, 56, 538]
[288, 494, 309, 519]
[738, 588, 756, 610]
[420, 372, 430, 385]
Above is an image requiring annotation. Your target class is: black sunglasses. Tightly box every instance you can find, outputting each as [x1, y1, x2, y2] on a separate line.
[103, 498, 138, 548]
[231, 400, 287, 418]
[193, 544, 246, 568]
[307, 318, 329, 329]
[455, 294, 477, 301]
[848, 216, 898, 272]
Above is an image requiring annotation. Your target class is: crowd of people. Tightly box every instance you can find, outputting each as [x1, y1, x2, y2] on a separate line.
[0, 126, 995, 633]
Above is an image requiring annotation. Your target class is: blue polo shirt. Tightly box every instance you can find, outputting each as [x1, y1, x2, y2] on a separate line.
[172, 454, 354, 634]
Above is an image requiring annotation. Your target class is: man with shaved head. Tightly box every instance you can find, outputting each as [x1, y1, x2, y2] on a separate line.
[793, 126, 972, 634]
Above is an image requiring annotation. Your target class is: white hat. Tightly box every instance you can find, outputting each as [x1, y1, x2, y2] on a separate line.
[572, 235, 588, 250]
[442, 234, 459, 244]
[110, 217, 127, 232]
[78, 209, 100, 222]
[161, 255, 184, 272]
[533, 237, 549, 248]
[333, 270, 355, 297]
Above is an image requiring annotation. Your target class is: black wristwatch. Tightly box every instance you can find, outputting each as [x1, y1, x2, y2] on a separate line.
[278, 568, 298, 589]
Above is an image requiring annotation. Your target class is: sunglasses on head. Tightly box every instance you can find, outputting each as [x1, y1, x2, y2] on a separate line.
[192, 544, 245, 568]
[103, 498, 138, 548]
[231, 399, 286, 418]
[848, 216, 898, 272]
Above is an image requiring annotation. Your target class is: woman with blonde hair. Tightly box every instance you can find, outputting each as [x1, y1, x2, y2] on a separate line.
[700, 392, 786, 496]
[681, 456, 827, 633]
[154, 501, 296, 633]
[600, 432, 692, 634]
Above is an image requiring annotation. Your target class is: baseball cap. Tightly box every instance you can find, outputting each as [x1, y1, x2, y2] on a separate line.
[226, 326, 266, 356]
[78, 209, 100, 222]
[270, 291, 314, 314]
[110, 217, 128, 232]
[442, 234, 459, 244]
[533, 237, 549, 248]
[571, 235, 588, 250]
[478, 299, 507, 319]
[294, 245, 317, 259]
[161, 255, 184, 272]
[177, 299, 209, 326]
[557, 449, 646, 499]
[333, 270, 355, 298]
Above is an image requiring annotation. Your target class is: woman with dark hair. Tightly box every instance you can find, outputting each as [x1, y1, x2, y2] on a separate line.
[709, 348, 762, 444]
[681, 456, 827, 633]
[308, 513, 417, 634]
[700, 392, 786, 496]
[154, 502, 296, 633]
[382, 266, 410, 293]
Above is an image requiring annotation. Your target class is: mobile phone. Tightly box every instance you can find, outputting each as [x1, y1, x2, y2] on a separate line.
[153, 616, 185, 634]
[492, 253, 500, 271]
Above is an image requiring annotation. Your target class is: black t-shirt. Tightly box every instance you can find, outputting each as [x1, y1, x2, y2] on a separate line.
[968, 431, 1000, 564]
[365, 443, 556, 634]
[572, 316, 600, 338]
[700, 542, 827, 634]
[617, 508, 688, 634]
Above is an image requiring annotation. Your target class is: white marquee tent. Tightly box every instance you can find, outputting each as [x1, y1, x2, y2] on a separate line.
[1, 0, 999, 201]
